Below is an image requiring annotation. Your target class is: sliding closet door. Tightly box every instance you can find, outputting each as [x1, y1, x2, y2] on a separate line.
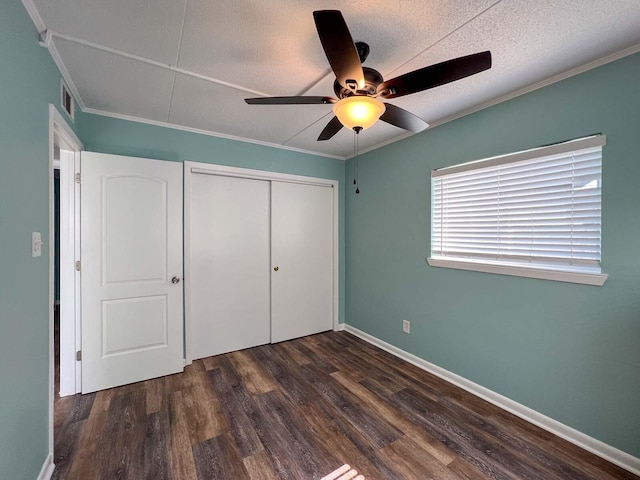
[271, 181, 333, 343]
[189, 174, 270, 359]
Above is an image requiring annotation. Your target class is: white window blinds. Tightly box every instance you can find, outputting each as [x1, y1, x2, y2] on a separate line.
[431, 135, 605, 273]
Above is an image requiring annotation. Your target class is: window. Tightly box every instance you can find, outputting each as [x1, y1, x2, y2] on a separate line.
[428, 135, 608, 286]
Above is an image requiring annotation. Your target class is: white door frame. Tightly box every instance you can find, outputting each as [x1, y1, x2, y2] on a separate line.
[49, 104, 83, 462]
[58, 147, 81, 397]
[184, 161, 340, 365]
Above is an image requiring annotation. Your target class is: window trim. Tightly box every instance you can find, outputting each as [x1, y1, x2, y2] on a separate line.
[428, 135, 608, 286]
[426, 257, 608, 286]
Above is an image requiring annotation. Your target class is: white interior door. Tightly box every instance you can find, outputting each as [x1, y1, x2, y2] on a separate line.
[81, 152, 184, 393]
[271, 181, 333, 343]
[188, 174, 270, 360]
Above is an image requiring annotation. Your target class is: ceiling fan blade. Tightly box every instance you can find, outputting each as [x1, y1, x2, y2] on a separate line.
[313, 10, 365, 90]
[380, 103, 429, 133]
[245, 96, 337, 105]
[377, 51, 492, 99]
[318, 116, 344, 141]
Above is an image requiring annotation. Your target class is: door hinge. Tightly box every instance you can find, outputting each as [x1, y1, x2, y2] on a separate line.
[75, 173, 80, 184]
[76, 350, 82, 361]
[75, 260, 81, 271]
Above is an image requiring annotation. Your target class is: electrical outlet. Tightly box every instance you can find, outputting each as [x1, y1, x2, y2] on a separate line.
[32, 232, 43, 257]
[402, 319, 410, 334]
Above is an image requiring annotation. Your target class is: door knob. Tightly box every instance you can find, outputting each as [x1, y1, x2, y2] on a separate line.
[273, 266, 279, 271]
[171, 276, 181, 284]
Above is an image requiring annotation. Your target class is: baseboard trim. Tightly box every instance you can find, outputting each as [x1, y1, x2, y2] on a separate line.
[344, 325, 640, 476]
[37, 453, 54, 480]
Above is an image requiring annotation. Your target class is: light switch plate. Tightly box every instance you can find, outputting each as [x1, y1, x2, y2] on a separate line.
[32, 232, 42, 257]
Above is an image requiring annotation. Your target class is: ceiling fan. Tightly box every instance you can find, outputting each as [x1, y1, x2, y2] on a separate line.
[245, 10, 492, 141]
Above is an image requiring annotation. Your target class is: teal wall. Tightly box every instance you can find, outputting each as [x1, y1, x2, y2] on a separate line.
[0, 1, 75, 478]
[3, 0, 639, 474]
[77, 112, 346, 326]
[346, 52, 640, 457]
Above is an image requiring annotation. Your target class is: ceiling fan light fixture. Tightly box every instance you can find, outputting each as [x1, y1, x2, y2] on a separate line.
[333, 96, 386, 131]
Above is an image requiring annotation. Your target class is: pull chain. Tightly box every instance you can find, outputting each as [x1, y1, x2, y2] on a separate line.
[353, 130, 357, 185]
[353, 126, 362, 194]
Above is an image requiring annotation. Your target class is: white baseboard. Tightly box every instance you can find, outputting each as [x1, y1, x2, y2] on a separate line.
[37, 453, 55, 480]
[344, 325, 640, 476]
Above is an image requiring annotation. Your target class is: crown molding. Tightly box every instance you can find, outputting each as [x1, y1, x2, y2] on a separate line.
[82, 108, 345, 160]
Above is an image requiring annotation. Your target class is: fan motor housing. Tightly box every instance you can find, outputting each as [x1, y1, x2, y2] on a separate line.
[334, 67, 384, 98]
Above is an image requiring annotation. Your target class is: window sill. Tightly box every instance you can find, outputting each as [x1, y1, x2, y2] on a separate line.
[426, 258, 608, 286]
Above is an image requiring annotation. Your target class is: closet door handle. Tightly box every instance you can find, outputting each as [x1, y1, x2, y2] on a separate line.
[171, 276, 181, 284]
[273, 266, 279, 272]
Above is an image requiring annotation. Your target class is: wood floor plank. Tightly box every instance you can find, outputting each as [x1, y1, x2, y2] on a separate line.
[103, 389, 147, 479]
[313, 338, 417, 400]
[341, 333, 470, 396]
[145, 377, 164, 415]
[227, 349, 277, 395]
[242, 449, 280, 480]
[447, 456, 494, 480]
[145, 410, 171, 480]
[192, 434, 249, 479]
[290, 337, 339, 374]
[53, 390, 96, 474]
[181, 360, 225, 444]
[391, 386, 544, 480]
[53, 331, 639, 480]
[271, 340, 313, 366]
[491, 413, 637, 480]
[380, 436, 463, 480]
[284, 380, 386, 480]
[51, 417, 85, 477]
[249, 345, 402, 479]
[300, 362, 403, 449]
[163, 372, 184, 394]
[249, 389, 340, 480]
[207, 356, 265, 458]
[167, 391, 198, 480]
[64, 389, 113, 479]
[331, 370, 458, 467]
[438, 393, 594, 479]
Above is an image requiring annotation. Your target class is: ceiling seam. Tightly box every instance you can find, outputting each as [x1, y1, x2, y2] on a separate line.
[295, 68, 333, 97]
[385, 0, 505, 78]
[166, 74, 178, 123]
[281, 110, 334, 146]
[47, 30, 273, 98]
[166, 0, 189, 123]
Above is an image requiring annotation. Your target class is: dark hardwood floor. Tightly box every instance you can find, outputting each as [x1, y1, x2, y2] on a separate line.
[52, 330, 638, 479]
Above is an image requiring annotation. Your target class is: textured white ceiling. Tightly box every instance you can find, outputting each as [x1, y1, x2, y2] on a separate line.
[30, 0, 640, 159]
